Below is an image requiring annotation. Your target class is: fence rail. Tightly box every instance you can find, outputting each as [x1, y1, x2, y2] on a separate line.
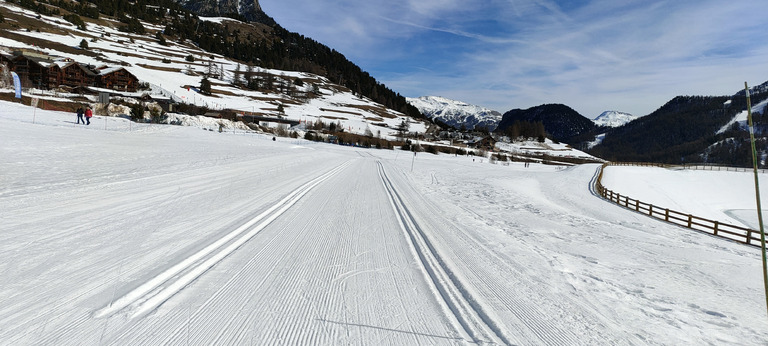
[595, 162, 762, 247]
[609, 161, 768, 174]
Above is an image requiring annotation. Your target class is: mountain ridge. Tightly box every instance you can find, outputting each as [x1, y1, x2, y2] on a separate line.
[406, 96, 501, 131]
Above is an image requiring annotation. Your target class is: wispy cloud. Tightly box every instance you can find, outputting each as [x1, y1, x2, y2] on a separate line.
[262, 0, 768, 117]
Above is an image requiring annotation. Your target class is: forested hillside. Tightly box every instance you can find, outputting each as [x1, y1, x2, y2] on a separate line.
[6, 0, 422, 119]
[589, 86, 768, 165]
[495, 103, 602, 143]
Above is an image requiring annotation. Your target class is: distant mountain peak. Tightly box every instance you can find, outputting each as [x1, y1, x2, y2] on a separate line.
[593, 110, 638, 128]
[407, 96, 501, 131]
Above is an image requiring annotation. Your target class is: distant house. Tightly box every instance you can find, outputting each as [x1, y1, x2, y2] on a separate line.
[2, 49, 140, 92]
[59, 62, 98, 88]
[96, 66, 139, 92]
[467, 135, 497, 151]
[10, 55, 50, 89]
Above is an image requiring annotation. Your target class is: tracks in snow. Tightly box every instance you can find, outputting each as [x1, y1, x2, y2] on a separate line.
[376, 161, 509, 345]
[94, 161, 351, 319]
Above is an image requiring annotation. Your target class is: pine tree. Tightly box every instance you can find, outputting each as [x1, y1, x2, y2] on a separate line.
[233, 63, 243, 86]
[200, 76, 212, 95]
[396, 119, 410, 139]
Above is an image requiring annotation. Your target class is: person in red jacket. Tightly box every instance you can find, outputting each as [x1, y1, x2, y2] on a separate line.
[85, 107, 93, 125]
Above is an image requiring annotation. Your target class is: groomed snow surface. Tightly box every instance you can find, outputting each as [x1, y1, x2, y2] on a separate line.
[2, 100, 767, 345]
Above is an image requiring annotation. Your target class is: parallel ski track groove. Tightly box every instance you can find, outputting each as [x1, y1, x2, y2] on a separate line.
[376, 161, 509, 345]
[94, 161, 351, 320]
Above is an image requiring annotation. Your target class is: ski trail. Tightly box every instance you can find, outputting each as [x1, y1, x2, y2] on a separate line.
[94, 161, 352, 319]
[376, 161, 508, 345]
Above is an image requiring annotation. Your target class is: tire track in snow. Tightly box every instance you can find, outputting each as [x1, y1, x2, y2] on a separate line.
[93, 160, 352, 319]
[376, 161, 509, 345]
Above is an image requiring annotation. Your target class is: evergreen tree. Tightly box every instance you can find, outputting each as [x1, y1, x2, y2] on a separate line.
[233, 63, 243, 86]
[200, 76, 212, 95]
[396, 119, 410, 139]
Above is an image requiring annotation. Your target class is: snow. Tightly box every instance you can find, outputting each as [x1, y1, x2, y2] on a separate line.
[495, 139, 600, 160]
[407, 96, 502, 131]
[602, 165, 768, 229]
[592, 110, 639, 128]
[2, 100, 767, 345]
[717, 98, 768, 134]
[586, 132, 606, 149]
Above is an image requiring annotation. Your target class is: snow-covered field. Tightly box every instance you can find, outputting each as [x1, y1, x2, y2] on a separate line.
[2, 100, 768, 345]
[602, 165, 768, 230]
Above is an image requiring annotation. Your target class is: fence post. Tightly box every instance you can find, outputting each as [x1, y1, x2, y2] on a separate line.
[635, 200, 639, 211]
[747, 229, 753, 245]
[617, 193, 621, 204]
[649, 204, 653, 216]
[687, 214, 692, 228]
[665, 209, 669, 222]
[714, 221, 719, 235]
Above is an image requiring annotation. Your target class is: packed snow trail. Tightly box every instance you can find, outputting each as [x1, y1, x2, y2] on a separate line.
[2, 104, 768, 345]
[94, 161, 352, 319]
[103, 158, 467, 345]
[377, 160, 507, 345]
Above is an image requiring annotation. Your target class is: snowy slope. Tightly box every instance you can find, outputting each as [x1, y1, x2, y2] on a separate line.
[0, 2, 426, 139]
[407, 96, 501, 131]
[495, 138, 600, 160]
[717, 98, 768, 134]
[2, 100, 767, 345]
[593, 110, 639, 127]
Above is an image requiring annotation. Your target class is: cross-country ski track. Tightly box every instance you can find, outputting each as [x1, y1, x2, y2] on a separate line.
[2, 106, 768, 345]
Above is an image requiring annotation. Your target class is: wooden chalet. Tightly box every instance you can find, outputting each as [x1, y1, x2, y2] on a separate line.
[9, 55, 50, 89]
[468, 136, 497, 151]
[46, 62, 64, 89]
[1, 49, 140, 92]
[96, 67, 138, 92]
[59, 62, 98, 88]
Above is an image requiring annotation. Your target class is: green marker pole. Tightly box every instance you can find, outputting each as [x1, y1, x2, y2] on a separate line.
[745, 82, 768, 317]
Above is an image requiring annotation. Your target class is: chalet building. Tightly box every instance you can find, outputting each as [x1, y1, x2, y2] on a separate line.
[1, 48, 140, 92]
[96, 67, 138, 92]
[10, 55, 50, 89]
[467, 136, 497, 151]
[59, 62, 98, 88]
[46, 62, 64, 88]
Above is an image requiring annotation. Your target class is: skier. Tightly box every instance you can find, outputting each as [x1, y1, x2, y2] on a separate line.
[76, 107, 85, 124]
[85, 107, 93, 125]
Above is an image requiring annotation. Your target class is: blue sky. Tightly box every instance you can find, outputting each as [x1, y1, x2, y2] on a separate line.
[261, 0, 768, 118]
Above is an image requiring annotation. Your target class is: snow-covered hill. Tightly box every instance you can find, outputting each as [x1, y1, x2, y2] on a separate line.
[2, 100, 767, 344]
[593, 110, 639, 127]
[0, 2, 426, 138]
[407, 96, 501, 131]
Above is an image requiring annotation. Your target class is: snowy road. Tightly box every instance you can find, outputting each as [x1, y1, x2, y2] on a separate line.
[2, 103, 768, 345]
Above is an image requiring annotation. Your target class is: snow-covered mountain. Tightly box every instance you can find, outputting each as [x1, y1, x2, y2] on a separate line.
[593, 111, 639, 128]
[407, 96, 502, 131]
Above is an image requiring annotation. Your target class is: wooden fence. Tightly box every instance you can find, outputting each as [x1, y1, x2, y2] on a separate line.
[608, 161, 768, 174]
[595, 163, 762, 247]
